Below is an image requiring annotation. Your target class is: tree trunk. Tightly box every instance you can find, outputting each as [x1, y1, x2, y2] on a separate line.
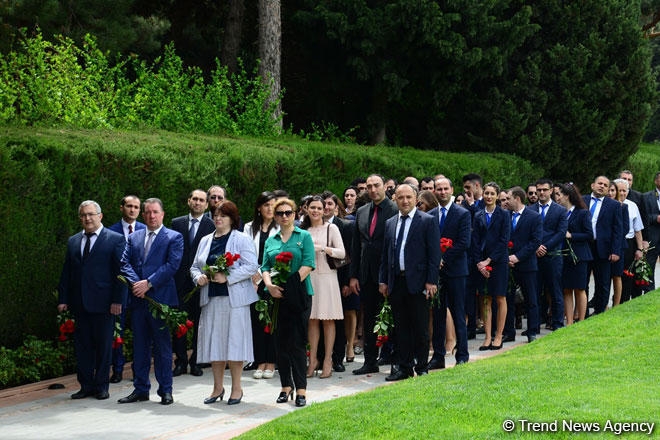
[221, 0, 245, 75]
[258, 0, 282, 129]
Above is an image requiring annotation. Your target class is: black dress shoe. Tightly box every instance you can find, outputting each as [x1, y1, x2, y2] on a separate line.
[204, 388, 225, 404]
[227, 391, 243, 405]
[428, 358, 445, 370]
[456, 360, 468, 365]
[71, 390, 94, 399]
[172, 365, 186, 377]
[521, 329, 528, 336]
[295, 394, 306, 407]
[118, 392, 149, 403]
[189, 365, 203, 377]
[161, 393, 174, 405]
[385, 370, 411, 381]
[352, 364, 379, 375]
[333, 362, 346, 372]
[109, 372, 122, 383]
[95, 391, 110, 400]
[527, 335, 537, 343]
[243, 362, 257, 371]
[502, 334, 516, 343]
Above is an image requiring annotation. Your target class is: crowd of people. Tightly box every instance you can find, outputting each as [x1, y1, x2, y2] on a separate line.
[56, 169, 658, 407]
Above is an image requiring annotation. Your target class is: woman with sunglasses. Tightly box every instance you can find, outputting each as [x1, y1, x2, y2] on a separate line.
[261, 198, 315, 407]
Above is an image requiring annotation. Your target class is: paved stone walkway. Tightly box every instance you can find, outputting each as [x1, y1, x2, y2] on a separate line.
[0, 328, 547, 440]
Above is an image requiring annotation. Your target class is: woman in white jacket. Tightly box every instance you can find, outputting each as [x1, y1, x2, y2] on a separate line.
[191, 201, 259, 406]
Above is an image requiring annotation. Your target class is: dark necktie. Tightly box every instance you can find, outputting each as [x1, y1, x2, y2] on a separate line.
[128, 224, 133, 234]
[590, 197, 599, 217]
[83, 232, 94, 260]
[189, 218, 198, 244]
[512, 212, 520, 231]
[369, 205, 379, 237]
[395, 215, 408, 271]
[439, 207, 446, 234]
[145, 231, 155, 257]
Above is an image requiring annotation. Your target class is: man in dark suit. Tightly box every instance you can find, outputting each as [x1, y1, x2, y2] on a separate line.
[379, 184, 440, 380]
[461, 173, 485, 339]
[640, 173, 660, 292]
[107, 195, 145, 384]
[505, 187, 542, 342]
[119, 198, 184, 405]
[584, 176, 623, 315]
[427, 177, 471, 368]
[534, 178, 568, 330]
[58, 200, 126, 400]
[170, 189, 215, 377]
[350, 174, 398, 375]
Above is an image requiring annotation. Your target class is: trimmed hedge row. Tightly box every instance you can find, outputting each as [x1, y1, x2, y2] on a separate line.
[1, 126, 542, 348]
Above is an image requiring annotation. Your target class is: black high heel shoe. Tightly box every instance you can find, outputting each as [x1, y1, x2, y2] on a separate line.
[295, 394, 306, 407]
[490, 343, 503, 350]
[227, 391, 243, 405]
[203, 388, 225, 404]
[478, 344, 492, 351]
[276, 389, 293, 403]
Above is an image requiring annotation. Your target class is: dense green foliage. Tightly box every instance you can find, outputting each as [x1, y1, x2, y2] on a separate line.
[293, 0, 656, 182]
[0, 31, 280, 136]
[0, 126, 542, 348]
[0, 336, 75, 389]
[238, 291, 660, 438]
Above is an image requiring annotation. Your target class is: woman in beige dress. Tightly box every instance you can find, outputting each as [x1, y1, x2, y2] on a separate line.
[300, 195, 345, 378]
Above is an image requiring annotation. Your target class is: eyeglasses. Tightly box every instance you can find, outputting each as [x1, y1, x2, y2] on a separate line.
[527, 192, 537, 195]
[210, 195, 224, 200]
[275, 210, 294, 217]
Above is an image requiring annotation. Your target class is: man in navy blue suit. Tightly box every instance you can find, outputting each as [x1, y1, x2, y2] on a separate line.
[505, 187, 542, 342]
[584, 176, 623, 315]
[427, 177, 471, 368]
[171, 189, 215, 377]
[534, 179, 568, 330]
[119, 198, 184, 405]
[107, 195, 145, 383]
[379, 184, 440, 380]
[461, 173, 485, 339]
[58, 200, 126, 400]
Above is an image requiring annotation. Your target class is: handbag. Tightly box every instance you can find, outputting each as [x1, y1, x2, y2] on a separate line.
[325, 224, 351, 269]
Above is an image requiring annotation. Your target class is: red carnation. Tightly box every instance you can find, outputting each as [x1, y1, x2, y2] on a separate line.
[264, 324, 271, 334]
[508, 241, 514, 249]
[185, 319, 194, 329]
[440, 237, 453, 253]
[485, 266, 493, 272]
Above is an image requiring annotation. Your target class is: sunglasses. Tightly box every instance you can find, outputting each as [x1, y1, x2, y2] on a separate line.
[275, 210, 294, 217]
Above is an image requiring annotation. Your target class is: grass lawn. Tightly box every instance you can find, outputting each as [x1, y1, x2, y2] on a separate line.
[238, 292, 659, 439]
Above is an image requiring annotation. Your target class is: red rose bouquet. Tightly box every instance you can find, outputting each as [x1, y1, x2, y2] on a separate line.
[184, 252, 241, 303]
[374, 297, 394, 347]
[118, 275, 190, 338]
[256, 251, 295, 334]
[624, 246, 654, 288]
[57, 310, 75, 342]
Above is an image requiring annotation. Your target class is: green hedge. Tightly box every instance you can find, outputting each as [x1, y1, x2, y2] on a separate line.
[0, 126, 542, 348]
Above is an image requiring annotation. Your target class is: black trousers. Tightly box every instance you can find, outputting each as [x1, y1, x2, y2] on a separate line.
[388, 274, 429, 374]
[276, 297, 311, 391]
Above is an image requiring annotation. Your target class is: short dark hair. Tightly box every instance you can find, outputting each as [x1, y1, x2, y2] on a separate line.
[212, 200, 240, 230]
[534, 178, 553, 188]
[121, 195, 140, 206]
[462, 173, 482, 185]
[509, 186, 526, 202]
